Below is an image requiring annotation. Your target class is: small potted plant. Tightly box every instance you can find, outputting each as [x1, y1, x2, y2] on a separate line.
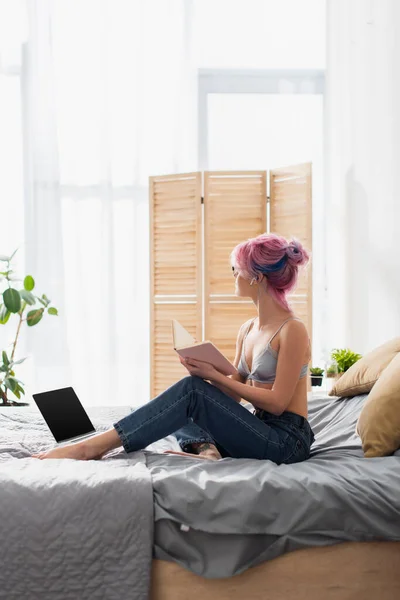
[310, 367, 324, 387]
[326, 363, 338, 378]
[330, 348, 362, 378]
[0, 249, 58, 406]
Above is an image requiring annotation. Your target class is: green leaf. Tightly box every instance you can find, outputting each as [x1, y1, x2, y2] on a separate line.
[0, 365, 7, 372]
[19, 290, 36, 305]
[24, 275, 35, 291]
[26, 308, 44, 326]
[0, 304, 10, 325]
[11, 357, 27, 366]
[2, 351, 9, 366]
[37, 295, 51, 307]
[4, 377, 23, 399]
[330, 348, 362, 373]
[0, 255, 11, 262]
[310, 367, 324, 375]
[48, 307, 58, 316]
[11, 382, 25, 399]
[42, 294, 51, 306]
[3, 288, 21, 313]
[4, 377, 17, 392]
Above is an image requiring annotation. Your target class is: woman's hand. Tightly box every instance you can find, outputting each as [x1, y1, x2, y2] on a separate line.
[179, 356, 219, 380]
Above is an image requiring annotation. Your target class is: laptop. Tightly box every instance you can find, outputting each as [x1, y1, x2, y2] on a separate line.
[32, 386, 97, 446]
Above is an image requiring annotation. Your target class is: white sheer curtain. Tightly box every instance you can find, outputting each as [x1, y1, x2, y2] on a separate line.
[2, 0, 328, 407]
[18, 0, 197, 406]
[0, 1, 27, 358]
[325, 0, 400, 355]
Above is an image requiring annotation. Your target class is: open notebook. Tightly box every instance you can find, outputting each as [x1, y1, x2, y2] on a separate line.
[171, 320, 237, 376]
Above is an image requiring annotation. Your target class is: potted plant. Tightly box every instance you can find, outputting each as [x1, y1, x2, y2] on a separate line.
[326, 364, 338, 378]
[330, 348, 362, 378]
[0, 249, 58, 406]
[310, 367, 324, 387]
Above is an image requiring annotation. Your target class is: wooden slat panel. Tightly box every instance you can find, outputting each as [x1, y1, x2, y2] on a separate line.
[150, 173, 202, 397]
[208, 302, 257, 362]
[204, 171, 267, 351]
[153, 303, 199, 397]
[269, 162, 312, 350]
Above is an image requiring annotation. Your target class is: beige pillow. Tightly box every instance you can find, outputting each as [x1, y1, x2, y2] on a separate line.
[356, 352, 400, 457]
[329, 337, 400, 397]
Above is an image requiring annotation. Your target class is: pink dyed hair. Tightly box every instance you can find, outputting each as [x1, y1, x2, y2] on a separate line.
[230, 233, 310, 311]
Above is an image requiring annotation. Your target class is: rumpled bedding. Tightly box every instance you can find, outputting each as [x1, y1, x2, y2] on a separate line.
[0, 406, 153, 600]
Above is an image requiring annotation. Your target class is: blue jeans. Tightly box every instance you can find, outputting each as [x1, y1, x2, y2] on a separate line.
[113, 375, 314, 464]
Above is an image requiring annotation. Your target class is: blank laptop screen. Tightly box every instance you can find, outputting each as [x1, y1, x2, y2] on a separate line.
[33, 387, 95, 443]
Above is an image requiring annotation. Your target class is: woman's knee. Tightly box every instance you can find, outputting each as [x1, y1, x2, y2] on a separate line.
[178, 376, 211, 401]
[174, 376, 217, 408]
[181, 374, 204, 387]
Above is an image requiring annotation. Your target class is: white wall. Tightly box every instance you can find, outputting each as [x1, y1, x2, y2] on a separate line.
[325, 0, 400, 356]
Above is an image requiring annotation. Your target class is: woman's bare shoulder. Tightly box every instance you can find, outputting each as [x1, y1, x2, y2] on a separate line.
[288, 317, 310, 338]
[287, 316, 308, 330]
[279, 318, 310, 354]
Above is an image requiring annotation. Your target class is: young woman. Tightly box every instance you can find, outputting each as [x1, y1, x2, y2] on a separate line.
[33, 233, 314, 464]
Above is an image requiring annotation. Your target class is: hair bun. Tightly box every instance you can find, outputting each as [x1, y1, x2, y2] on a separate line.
[285, 239, 309, 266]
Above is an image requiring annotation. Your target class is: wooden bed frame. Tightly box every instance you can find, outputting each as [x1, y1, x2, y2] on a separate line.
[151, 541, 400, 600]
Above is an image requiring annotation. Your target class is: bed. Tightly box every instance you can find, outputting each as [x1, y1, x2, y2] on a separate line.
[1, 391, 400, 599]
[147, 391, 400, 598]
[0, 406, 154, 600]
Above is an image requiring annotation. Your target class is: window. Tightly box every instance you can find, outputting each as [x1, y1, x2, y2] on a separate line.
[198, 70, 324, 171]
[197, 69, 325, 364]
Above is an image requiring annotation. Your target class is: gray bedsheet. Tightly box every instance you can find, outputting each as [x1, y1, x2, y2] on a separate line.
[147, 393, 400, 578]
[0, 406, 153, 600]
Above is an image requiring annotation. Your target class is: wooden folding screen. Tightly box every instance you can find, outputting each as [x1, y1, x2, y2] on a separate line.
[150, 172, 202, 396]
[204, 172, 267, 362]
[150, 164, 312, 397]
[270, 163, 312, 339]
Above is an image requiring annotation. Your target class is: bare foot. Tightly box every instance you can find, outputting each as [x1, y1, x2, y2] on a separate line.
[164, 441, 222, 461]
[32, 441, 96, 461]
[32, 428, 122, 461]
[192, 442, 222, 460]
[198, 449, 221, 460]
[164, 450, 219, 460]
